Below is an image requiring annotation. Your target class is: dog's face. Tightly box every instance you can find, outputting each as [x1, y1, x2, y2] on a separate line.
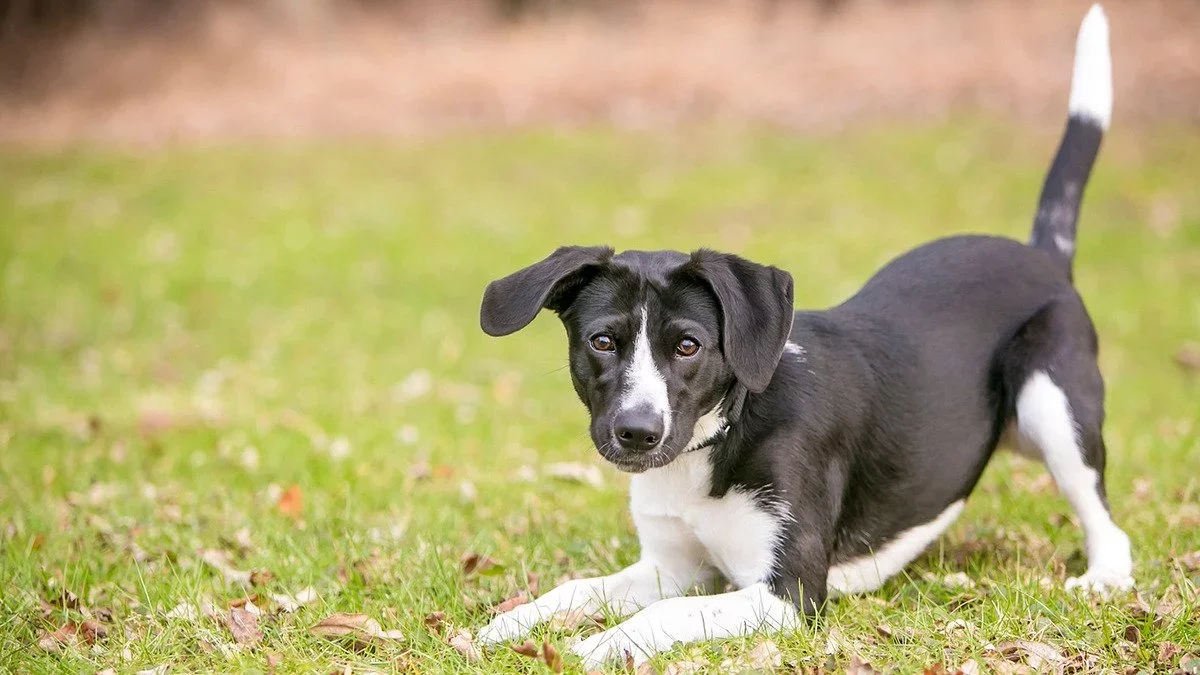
[481, 247, 794, 472]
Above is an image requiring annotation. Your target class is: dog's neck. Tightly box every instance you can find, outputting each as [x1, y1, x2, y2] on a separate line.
[681, 381, 746, 454]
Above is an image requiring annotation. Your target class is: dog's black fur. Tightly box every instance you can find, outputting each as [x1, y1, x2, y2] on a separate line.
[481, 33, 1116, 619]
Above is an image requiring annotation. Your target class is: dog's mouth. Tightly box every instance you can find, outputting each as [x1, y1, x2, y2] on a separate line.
[597, 439, 680, 473]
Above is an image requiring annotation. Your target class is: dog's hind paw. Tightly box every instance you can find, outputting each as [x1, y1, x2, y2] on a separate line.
[1065, 570, 1134, 597]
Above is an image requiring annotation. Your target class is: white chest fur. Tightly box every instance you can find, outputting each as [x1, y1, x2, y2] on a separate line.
[629, 452, 785, 588]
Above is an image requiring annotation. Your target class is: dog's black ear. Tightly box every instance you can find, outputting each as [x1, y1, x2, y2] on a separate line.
[685, 250, 794, 393]
[480, 246, 613, 336]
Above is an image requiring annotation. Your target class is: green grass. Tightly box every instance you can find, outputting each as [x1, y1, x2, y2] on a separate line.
[2, 121, 1199, 673]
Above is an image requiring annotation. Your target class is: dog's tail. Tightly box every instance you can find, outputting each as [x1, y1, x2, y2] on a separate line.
[1029, 4, 1111, 280]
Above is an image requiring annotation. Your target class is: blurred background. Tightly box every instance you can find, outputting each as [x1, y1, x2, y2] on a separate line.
[2, 1, 1199, 672]
[1, 0, 1198, 143]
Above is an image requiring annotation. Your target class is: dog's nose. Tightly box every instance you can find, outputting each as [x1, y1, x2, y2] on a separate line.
[614, 409, 664, 452]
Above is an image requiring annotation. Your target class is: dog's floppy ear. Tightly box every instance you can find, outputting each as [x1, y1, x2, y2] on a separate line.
[685, 250, 794, 393]
[480, 246, 613, 336]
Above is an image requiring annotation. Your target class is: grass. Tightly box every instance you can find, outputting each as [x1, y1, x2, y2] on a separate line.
[1, 120, 1199, 674]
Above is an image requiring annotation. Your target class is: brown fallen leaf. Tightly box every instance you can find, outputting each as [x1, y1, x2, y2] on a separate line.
[1157, 641, 1180, 665]
[743, 640, 782, 669]
[277, 485, 304, 519]
[493, 592, 528, 614]
[433, 465, 455, 479]
[227, 607, 262, 646]
[1176, 550, 1200, 572]
[310, 613, 403, 648]
[543, 640, 563, 673]
[510, 640, 539, 658]
[924, 664, 947, 675]
[78, 620, 107, 645]
[663, 660, 709, 675]
[957, 659, 981, 675]
[266, 653, 283, 673]
[52, 589, 82, 611]
[424, 611, 446, 634]
[460, 551, 501, 576]
[250, 569, 274, 587]
[1124, 624, 1141, 645]
[846, 655, 881, 675]
[270, 587, 318, 613]
[996, 641, 1064, 671]
[448, 629, 481, 662]
[37, 623, 79, 652]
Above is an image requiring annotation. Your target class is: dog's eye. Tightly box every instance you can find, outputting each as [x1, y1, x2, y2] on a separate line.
[590, 334, 616, 353]
[675, 337, 700, 358]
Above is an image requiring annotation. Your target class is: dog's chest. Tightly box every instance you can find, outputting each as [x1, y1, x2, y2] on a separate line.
[628, 452, 783, 587]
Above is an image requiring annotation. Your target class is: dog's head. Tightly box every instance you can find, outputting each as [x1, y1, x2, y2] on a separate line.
[481, 246, 794, 472]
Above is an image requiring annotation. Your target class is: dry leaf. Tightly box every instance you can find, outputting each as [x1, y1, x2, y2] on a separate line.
[941, 572, 976, 589]
[250, 569, 274, 587]
[227, 607, 262, 646]
[510, 640, 539, 658]
[997, 641, 1064, 670]
[448, 629, 481, 662]
[743, 640, 782, 669]
[266, 653, 283, 672]
[460, 551, 501, 576]
[424, 611, 446, 634]
[1176, 551, 1200, 572]
[663, 660, 709, 675]
[846, 655, 881, 675]
[271, 587, 318, 613]
[53, 589, 82, 610]
[958, 660, 981, 675]
[136, 666, 170, 675]
[78, 620, 107, 645]
[1124, 624, 1141, 644]
[199, 548, 252, 585]
[37, 623, 78, 652]
[310, 613, 403, 647]
[544, 462, 604, 488]
[1157, 641, 1180, 665]
[543, 640, 563, 673]
[493, 592, 528, 614]
[433, 465, 455, 479]
[277, 485, 304, 519]
[924, 664, 947, 675]
[459, 480, 478, 503]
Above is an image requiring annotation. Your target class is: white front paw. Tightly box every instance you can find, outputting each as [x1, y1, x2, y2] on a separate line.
[477, 608, 539, 646]
[571, 622, 663, 668]
[1065, 570, 1135, 597]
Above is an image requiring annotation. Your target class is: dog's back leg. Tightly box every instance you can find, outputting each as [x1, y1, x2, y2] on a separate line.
[999, 295, 1134, 594]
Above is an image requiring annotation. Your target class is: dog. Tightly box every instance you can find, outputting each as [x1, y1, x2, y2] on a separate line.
[476, 5, 1131, 667]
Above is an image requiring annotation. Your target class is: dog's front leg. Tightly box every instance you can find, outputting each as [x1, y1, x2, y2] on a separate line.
[569, 582, 800, 667]
[477, 555, 712, 645]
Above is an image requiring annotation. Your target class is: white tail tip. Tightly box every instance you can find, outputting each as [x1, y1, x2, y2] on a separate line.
[1068, 4, 1112, 129]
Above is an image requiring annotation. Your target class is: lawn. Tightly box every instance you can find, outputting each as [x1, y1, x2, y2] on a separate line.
[1, 121, 1198, 673]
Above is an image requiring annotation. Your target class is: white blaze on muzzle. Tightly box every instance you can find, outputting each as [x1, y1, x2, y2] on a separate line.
[619, 306, 672, 439]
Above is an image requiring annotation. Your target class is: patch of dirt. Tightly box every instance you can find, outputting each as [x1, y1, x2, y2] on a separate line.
[0, 0, 1196, 147]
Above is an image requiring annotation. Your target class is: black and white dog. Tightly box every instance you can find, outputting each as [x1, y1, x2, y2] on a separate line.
[477, 6, 1131, 667]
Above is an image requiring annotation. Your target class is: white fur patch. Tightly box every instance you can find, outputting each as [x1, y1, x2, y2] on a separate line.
[620, 306, 672, 439]
[571, 582, 797, 667]
[783, 341, 807, 360]
[630, 452, 784, 589]
[827, 500, 966, 595]
[683, 403, 727, 453]
[1015, 371, 1133, 593]
[1068, 4, 1112, 129]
